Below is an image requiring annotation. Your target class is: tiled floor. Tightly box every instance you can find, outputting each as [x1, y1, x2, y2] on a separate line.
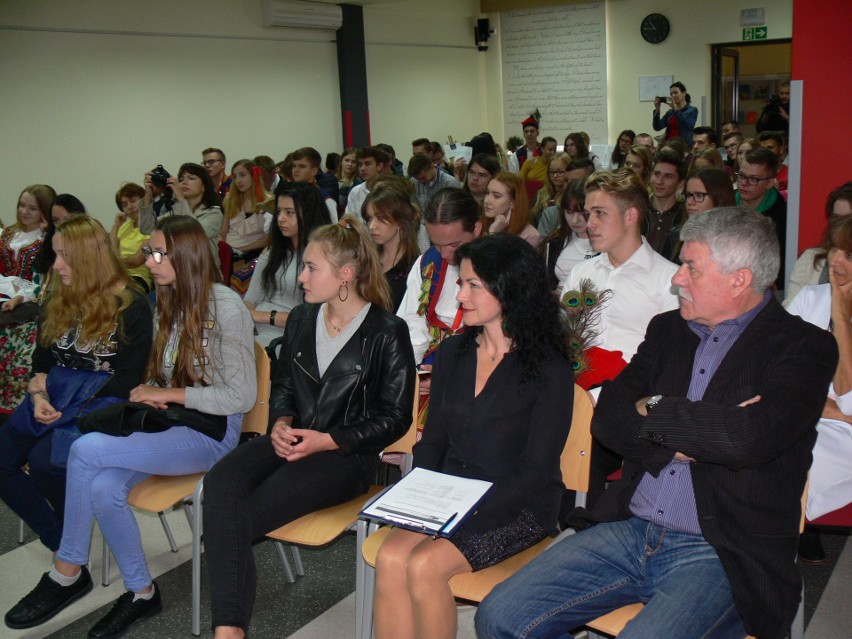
[0, 501, 847, 639]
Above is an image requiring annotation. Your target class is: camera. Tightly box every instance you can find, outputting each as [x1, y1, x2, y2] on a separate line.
[656, 96, 669, 104]
[150, 164, 171, 188]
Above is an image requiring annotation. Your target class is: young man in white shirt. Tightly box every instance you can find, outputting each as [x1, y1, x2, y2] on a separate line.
[345, 146, 390, 220]
[562, 169, 679, 504]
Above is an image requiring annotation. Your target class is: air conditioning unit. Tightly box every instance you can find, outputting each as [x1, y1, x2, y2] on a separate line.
[261, 0, 343, 30]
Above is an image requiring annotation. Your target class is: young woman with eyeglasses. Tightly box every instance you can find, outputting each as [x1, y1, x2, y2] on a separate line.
[668, 168, 736, 262]
[531, 153, 571, 225]
[5, 215, 256, 638]
[539, 179, 599, 290]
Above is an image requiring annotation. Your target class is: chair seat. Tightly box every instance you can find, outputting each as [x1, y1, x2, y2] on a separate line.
[449, 538, 550, 603]
[586, 603, 645, 636]
[361, 525, 394, 568]
[267, 485, 385, 547]
[128, 473, 205, 513]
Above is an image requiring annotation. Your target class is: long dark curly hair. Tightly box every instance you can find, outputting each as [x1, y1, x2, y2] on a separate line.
[455, 234, 568, 381]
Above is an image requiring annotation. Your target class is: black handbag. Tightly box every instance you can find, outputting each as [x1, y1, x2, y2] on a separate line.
[77, 401, 228, 441]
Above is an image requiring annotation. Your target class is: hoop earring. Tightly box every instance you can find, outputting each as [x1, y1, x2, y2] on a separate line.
[338, 281, 350, 302]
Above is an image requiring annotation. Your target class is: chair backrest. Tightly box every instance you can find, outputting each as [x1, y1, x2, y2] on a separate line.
[561, 384, 595, 495]
[383, 374, 420, 455]
[242, 341, 271, 436]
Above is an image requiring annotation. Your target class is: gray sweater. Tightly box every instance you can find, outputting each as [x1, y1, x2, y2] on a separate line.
[158, 284, 256, 416]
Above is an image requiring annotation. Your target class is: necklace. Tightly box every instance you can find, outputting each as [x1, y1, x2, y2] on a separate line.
[326, 306, 359, 333]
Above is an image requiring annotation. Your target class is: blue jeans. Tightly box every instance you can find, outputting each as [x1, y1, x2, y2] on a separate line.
[0, 424, 66, 550]
[475, 517, 747, 639]
[56, 415, 241, 592]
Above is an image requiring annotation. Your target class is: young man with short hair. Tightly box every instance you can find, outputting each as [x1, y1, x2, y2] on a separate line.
[736, 146, 786, 287]
[345, 146, 391, 219]
[634, 133, 655, 151]
[515, 116, 541, 168]
[722, 132, 743, 168]
[647, 150, 685, 255]
[408, 154, 460, 212]
[691, 126, 718, 154]
[758, 131, 789, 190]
[291, 147, 338, 222]
[202, 147, 231, 202]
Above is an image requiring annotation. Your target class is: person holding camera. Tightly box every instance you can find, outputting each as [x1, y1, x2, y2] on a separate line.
[652, 81, 699, 147]
[756, 81, 790, 134]
[139, 163, 223, 267]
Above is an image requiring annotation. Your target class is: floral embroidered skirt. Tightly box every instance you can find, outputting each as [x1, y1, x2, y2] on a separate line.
[0, 320, 38, 412]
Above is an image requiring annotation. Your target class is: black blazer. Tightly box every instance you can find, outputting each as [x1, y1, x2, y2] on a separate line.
[269, 303, 416, 456]
[568, 298, 838, 639]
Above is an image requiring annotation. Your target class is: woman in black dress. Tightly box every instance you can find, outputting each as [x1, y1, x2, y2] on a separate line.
[373, 233, 574, 639]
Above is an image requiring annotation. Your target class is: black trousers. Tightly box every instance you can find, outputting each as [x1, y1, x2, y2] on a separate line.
[203, 434, 376, 630]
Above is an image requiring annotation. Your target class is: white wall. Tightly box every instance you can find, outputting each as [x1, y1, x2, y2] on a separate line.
[0, 0, 342, 227]
[484, 0, 793, 147]
[605, 0, 792, 142]
[363, 0, 495, 164]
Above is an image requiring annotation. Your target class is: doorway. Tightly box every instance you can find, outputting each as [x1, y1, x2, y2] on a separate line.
[712, 40, 792, 138]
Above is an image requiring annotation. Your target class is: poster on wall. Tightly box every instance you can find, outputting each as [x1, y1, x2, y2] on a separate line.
[500, 2, 608, 148]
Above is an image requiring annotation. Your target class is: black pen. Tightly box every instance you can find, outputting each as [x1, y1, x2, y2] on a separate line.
[433, 512, 458, 539]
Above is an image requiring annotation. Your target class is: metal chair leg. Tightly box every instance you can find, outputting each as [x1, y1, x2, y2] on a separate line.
[101, 536, 111, 587]
[291, 546, 305, 576]
[157, 512, 179, 552]
[18, 518, 24, 544]
[274, 541, 297, 583]
[191, 479, 204, 636]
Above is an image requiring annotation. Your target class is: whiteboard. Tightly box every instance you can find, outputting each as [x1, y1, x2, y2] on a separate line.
[639, 75, 674, 102]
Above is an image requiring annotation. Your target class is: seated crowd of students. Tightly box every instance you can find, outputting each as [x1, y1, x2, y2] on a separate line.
[0, 109, 848, 639]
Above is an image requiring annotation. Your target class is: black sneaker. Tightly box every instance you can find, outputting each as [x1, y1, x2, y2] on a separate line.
[87, 581, 163, 639]
[5, 566, 93, 629]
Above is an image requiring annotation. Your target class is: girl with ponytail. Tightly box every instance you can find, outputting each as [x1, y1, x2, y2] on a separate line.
[203, 214, 416, 638]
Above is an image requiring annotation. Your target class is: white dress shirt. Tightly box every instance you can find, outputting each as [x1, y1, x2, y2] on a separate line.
[561, 238, 679, 362]
[345, 182, 370, 220]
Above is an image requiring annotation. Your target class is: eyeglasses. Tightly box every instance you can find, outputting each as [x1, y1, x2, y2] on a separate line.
[202, 159, 222, 166]
[735, 172, 774, 186]
[142, 246, 168, 264]
[724, 143, 739, 151]
[684, 191, 709, 203]
[549, 169, 566, 177]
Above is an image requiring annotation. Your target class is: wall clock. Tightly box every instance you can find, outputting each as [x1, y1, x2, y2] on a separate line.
[641, 13, 670, 44]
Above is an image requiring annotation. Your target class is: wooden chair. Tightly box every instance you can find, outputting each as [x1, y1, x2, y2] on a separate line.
[358, 383, 595, 639]
[583, 483, 811, 639]
[100, 341, 270, 637]
[265, 375, 419, 639]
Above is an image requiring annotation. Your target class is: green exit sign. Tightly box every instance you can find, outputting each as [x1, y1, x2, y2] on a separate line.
[743, 27, 768, 40]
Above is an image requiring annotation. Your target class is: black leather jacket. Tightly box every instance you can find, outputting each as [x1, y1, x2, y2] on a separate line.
[269, 303, 416, 456]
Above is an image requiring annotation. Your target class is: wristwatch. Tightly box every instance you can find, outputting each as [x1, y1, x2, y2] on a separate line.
[269, 310, 278, 326]
[645, 394, 664, 412]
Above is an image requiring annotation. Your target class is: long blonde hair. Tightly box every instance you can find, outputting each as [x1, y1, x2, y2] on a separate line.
[147, 216, 221, 388]
[39, 216, 135, 348]
[309, 215, 392, 311]
[222, 159, 271, 220]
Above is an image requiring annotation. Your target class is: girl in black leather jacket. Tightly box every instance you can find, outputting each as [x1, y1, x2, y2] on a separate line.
[203, 215, 416, 638]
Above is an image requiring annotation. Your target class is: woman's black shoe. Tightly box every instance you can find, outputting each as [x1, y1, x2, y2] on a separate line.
[798, 529, 826, 563]
[5, 567, 93, 629]
[87, 581, 163, 639]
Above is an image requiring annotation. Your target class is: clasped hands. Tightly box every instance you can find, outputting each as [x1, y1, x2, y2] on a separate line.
[270, 419, 336, 462]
